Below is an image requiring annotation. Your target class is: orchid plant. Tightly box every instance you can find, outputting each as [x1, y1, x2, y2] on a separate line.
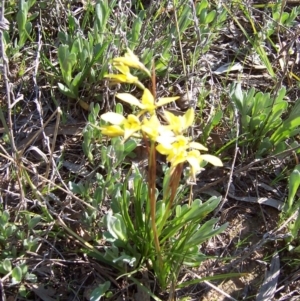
[101, 49, 222, 177]
[96, 49, 227, 292]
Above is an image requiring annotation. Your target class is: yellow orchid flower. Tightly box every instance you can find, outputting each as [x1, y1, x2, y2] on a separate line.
[185, 151, 223, 181]
[100, 112, 141, 140]
[113, 62, 132, 75]
[101, 125, 125, 137]
[157, 135, 190, 164]
[141, 114, 174, 141]
[100, 112, 125, 137]
[104, 62, 145, 89]
[156, 135, 207, 155]
[116, 88, 179, 116]
[123, 114, 142, 140]
[185, 150, 205, 182]
[104, 73, 139, 85]
[113, 48, 151, 77]
[101, 112, 126, 125]
[164, 108, 195, 135]
[156, 135, 222, 181]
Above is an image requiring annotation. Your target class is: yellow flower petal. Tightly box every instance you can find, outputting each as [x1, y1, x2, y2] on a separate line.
[104, 73, 139, 84]
[100, 125, 124, 137]
[171, 152, 187, 167]
[116, 93, 143, 108]
[156, 135, 176, 145]
[113, 48, 151, 77]
[164, 108, 195, 135]
[101, 112, 126, 125]
[156, 143, 172, 155]
[189, 141, 208, 151]
[175, 135, 189, 145]
[126, 114, 141, 124]
[201, 154, 223, 166]
[156, 96, 179, 107]
[124, 128, 138, 140]
[156, 135, 188, 156]
[112, 62, 131, 75]
[141, 89, 156, 113]
[123, 114, 141, 140]
[185, 150, 203, 181]
[141, 115, 161, 140]
[184, 108, 195, 128]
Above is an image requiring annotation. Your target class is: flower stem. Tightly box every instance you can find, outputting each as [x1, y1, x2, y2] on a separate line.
[158, 164, 183, 235]
[148, 141, 162, 269]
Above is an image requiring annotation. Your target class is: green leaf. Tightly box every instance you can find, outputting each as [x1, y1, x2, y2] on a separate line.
[202, 109, 222, 142]
[156, 200, 167, 227]
[58, 83, 76, 98]
[206, 10, 216, 23]
[83, 135, 94, 163]
[160, 197, 221, 242]
[113, 254, 137, 267]
[286, 98, 300, 121]
[112, 138, 125, 164]
[196, 0, 208, 15]
[17, 9, 27, 30]
[27, 12, 39, 22]
[257, 137, 273, 157]
[124, 139, 137, 156]
[28, 0, 37, 9]
[94, 0, 110, 43]
[3, 258, 12, 272]
[70, 72, 83, 95]
[25, 273, 37, 282]
[177, 273, 247, 288]
[230, 82, 243, 112]
[68, 181, 84, 195]
[286, 165, 300, 213]
[105, 212, 127, 242]
[242, 87, 256, 115]
[0, 210, 10, 225]
[270, 116, 300, 144]
[71, 38, 81, 56]
[90, 281, 111, 301]
[275, 86, 286, 103]
[18, 284, 28, 298]
[12, 266, 23, 284]
[115, 103, 123, 115]
[93, 42, 109, 62]
[178, 5, 192, 34]
[58, 31, 70, 45]
[6, 224, 17, 237]
[187, 219, 228, 246]
[58, 45, 77, 84]
[88, 103, 101, 124]
[28, 216, 41, 230]
[24, 21, 32, 35]
[68, 14, 78, 34]
[128, 11, 144, 49]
